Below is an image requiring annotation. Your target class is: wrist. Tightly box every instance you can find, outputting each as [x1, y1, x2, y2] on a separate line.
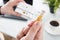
[0, 6, 4, 15]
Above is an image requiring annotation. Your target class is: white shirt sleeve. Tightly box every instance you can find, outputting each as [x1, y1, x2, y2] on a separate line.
[0, 0, 4, 6]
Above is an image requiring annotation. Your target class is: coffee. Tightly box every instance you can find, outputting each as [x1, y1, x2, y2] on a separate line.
[50, 21, 59, 27]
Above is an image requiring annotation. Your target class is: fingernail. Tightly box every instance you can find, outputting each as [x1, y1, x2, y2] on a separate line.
[28, 21, 35, 27]
[34, 21, 39, 26]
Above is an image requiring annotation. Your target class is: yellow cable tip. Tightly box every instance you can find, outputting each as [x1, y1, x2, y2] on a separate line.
[36, 11, 45, 21]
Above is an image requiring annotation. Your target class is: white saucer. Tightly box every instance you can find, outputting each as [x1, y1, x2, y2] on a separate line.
[42, 12, 60, 35]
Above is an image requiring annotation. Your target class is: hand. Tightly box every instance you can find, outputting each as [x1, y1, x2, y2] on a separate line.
[1, 0, 25, 17]
[17, 21, 43, 40]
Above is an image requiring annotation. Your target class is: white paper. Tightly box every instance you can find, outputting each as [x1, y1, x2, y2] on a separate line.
[15, 2, 41, 20]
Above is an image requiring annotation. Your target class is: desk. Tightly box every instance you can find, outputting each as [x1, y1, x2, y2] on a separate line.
[0, 0, 60, 40]
[0, 16, 28, 37]
[0, 16, 60, 40]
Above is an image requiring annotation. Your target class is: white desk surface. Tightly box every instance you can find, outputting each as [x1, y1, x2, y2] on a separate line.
[0, 17, 28, 37]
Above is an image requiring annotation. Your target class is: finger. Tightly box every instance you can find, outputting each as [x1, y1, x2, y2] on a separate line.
[23, 21, 36, 34]
[9, 0, 25, 6]
[11, 11, 22, 17]
[17, 21, 35, 40]
[28, 21, 35, 27]
[34, 25, 43, 40]
[17, 27, 27, 40]
[25, 21, 41, 40]
[15, 0, 25, 2]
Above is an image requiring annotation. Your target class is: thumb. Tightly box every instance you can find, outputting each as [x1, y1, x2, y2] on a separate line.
[17, 21, 35, 40]
[25, 21, 41, 40]
[11, 11, 22, 17]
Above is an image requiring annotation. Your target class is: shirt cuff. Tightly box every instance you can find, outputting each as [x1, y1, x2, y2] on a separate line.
[0, 0, 4, 6]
